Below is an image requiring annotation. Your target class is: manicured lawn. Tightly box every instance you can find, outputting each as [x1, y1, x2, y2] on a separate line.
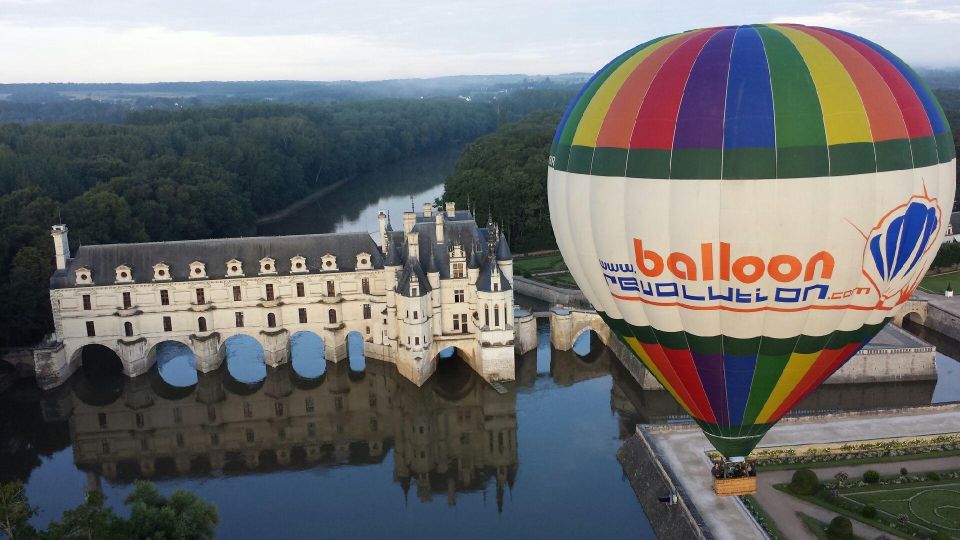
[920, 271, 960, 294]
[538, 272, 579, 288]
[843, 481, 960, 535]
[513, 252, 567, 274]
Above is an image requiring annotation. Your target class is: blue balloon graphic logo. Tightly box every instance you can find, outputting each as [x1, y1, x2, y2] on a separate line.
[869, 201, 938, 283]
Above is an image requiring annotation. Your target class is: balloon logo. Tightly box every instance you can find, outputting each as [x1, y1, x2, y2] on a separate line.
[548, 24, 956, 458]
[863, 193, 940, 306]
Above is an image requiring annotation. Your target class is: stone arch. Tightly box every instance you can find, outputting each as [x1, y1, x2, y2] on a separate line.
[220, 334, 267, 385]
[289, 330, 327, 380]
[346, 330, 366, 374]
[147, 339, 198, 388]
[70, 343, 124, 375]
[894, 299, 928, 327]
[69, 344, 125, 406]
[432, 348, 478, 402]
[549, 308, 613, 351]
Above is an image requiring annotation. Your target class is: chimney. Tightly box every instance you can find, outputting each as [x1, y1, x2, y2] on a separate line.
[422, 203, 432, 218]
[406, 231, 419, 262]
[378, 211, 388, 254]
[445, 201, 456, 218]
[403, 211, 416, 234]
[51, 224, 70, 270]
[435, 212, 445, 244]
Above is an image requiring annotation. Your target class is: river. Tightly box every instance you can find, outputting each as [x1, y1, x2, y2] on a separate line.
[3, 149, 960, 538]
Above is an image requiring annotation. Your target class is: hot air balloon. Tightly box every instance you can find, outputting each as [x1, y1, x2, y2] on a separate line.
[548, 24, 956, 461]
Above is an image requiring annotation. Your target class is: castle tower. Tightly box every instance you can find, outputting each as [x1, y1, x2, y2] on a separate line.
[51, 224, 70, 270]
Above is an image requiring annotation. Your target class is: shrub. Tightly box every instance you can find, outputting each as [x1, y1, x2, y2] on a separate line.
[826, 516, 854, 540]
[863, 470, 881, 483]
[861, 504, 877, 518]
[926, 471, 941, 481]
[790, 468, 821, 495]
[900, 467, 908, 476]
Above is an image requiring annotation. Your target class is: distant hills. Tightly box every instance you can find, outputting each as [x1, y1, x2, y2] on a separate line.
[1, 69, 957, 125]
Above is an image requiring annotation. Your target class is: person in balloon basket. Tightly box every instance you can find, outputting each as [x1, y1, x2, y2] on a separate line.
[712, 460, 756, 479]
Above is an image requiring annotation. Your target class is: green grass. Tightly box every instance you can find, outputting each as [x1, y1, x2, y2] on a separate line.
[537, 272, 579, 288]
[797, 512, 831, 540]
[756, 448, 960, 472]
[513, 252, 566, 274]
[920, 270, 960, 294]
[843, 482, 960, 535]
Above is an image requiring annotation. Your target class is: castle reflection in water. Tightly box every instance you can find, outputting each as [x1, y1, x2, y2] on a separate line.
[14, 331, 940, 511]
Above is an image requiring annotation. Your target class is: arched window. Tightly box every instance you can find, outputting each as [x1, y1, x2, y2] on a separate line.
[267, 313, 276, 328]
[484, 304, 490, 327]
[328, 309, 337, 324]
[124, 321, 133, 337]
[494, 304, 500, 327]
[198, 317, 207, 332]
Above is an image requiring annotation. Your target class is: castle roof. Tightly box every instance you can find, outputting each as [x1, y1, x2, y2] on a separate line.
[51, 232, 381, 288]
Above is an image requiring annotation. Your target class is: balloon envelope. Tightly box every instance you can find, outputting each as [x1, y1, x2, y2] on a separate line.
[548, 24, 956, 457]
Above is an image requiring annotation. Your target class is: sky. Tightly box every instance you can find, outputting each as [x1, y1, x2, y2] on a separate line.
[1, 0, 959, 83]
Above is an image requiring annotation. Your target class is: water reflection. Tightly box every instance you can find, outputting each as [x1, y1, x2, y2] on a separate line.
[3, 322, 958, 538]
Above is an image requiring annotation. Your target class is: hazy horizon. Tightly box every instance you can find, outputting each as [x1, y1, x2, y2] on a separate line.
[2, 0, 959, 84]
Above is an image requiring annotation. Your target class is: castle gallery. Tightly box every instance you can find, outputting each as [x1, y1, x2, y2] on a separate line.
[39, 202, 518, 389]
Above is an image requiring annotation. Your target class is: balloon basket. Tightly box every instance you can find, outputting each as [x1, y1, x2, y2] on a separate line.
[712, 476, 757, 496]
[711, 459, 757, 496]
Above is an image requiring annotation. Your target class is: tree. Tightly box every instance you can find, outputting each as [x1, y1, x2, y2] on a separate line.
[45, 490, 121, 540]
[825, 515, 853, 540]
[0, 481, 36, 540]
[863, 470, 880, 484]
[0, 480, 218, 539]
[122, 481, 218, 540]
[789, 468, 821, 495]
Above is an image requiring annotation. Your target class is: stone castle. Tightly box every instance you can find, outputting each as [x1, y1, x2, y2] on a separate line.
[39, 202, 530, 390]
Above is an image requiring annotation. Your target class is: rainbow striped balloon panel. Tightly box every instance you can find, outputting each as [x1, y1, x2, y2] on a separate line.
[551, 24, 954, 180]
[600, 313, 888, 456]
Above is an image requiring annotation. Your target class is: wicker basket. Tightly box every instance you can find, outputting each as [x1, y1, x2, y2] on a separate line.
[713, 476, 757, 496]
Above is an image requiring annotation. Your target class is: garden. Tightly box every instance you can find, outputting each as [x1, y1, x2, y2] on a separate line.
[774, 466, 960, 539]
[513, 251, 578, 288]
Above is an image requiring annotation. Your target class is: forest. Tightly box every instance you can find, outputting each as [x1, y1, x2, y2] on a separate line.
[0, 91, 573, 348]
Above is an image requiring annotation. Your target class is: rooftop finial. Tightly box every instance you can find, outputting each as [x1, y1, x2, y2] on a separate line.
[410, 195, 415, 213]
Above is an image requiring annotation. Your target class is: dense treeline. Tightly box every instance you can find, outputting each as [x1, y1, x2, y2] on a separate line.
[443, 111, 561, 253]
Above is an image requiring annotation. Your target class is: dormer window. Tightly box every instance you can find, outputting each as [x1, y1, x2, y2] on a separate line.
[321, 253, 338, 271]
[259, 257, 276, 275]
[226, 259, 244, 277]
[75, 267, 93, 285]
[153, 263, 171, 281]
[290, 256, 307, 273]
[451, 262, 465, 279]
[189, 261, 207, 279]
[115, 265, 133, 283]
[355, 253, 372, 270]
[409, 275, 419, 297]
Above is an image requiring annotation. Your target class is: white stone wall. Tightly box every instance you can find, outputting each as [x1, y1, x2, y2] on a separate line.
[47, 253, 525, 389]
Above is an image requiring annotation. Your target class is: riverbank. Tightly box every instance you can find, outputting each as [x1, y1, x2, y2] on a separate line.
[254, 178, 349, 226]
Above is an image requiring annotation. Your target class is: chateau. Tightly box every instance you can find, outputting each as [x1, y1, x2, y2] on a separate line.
[39, 202, 521, 389]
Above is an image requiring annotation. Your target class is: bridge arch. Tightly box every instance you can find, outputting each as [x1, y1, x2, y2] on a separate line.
[220, 334, 267, 385]
[347, 331, 366, 375]
[289, 330, 327, 379]
[150, 340, 198, 388]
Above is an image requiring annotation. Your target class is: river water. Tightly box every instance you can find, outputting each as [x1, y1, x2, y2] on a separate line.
[4, 149, 960, 538]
